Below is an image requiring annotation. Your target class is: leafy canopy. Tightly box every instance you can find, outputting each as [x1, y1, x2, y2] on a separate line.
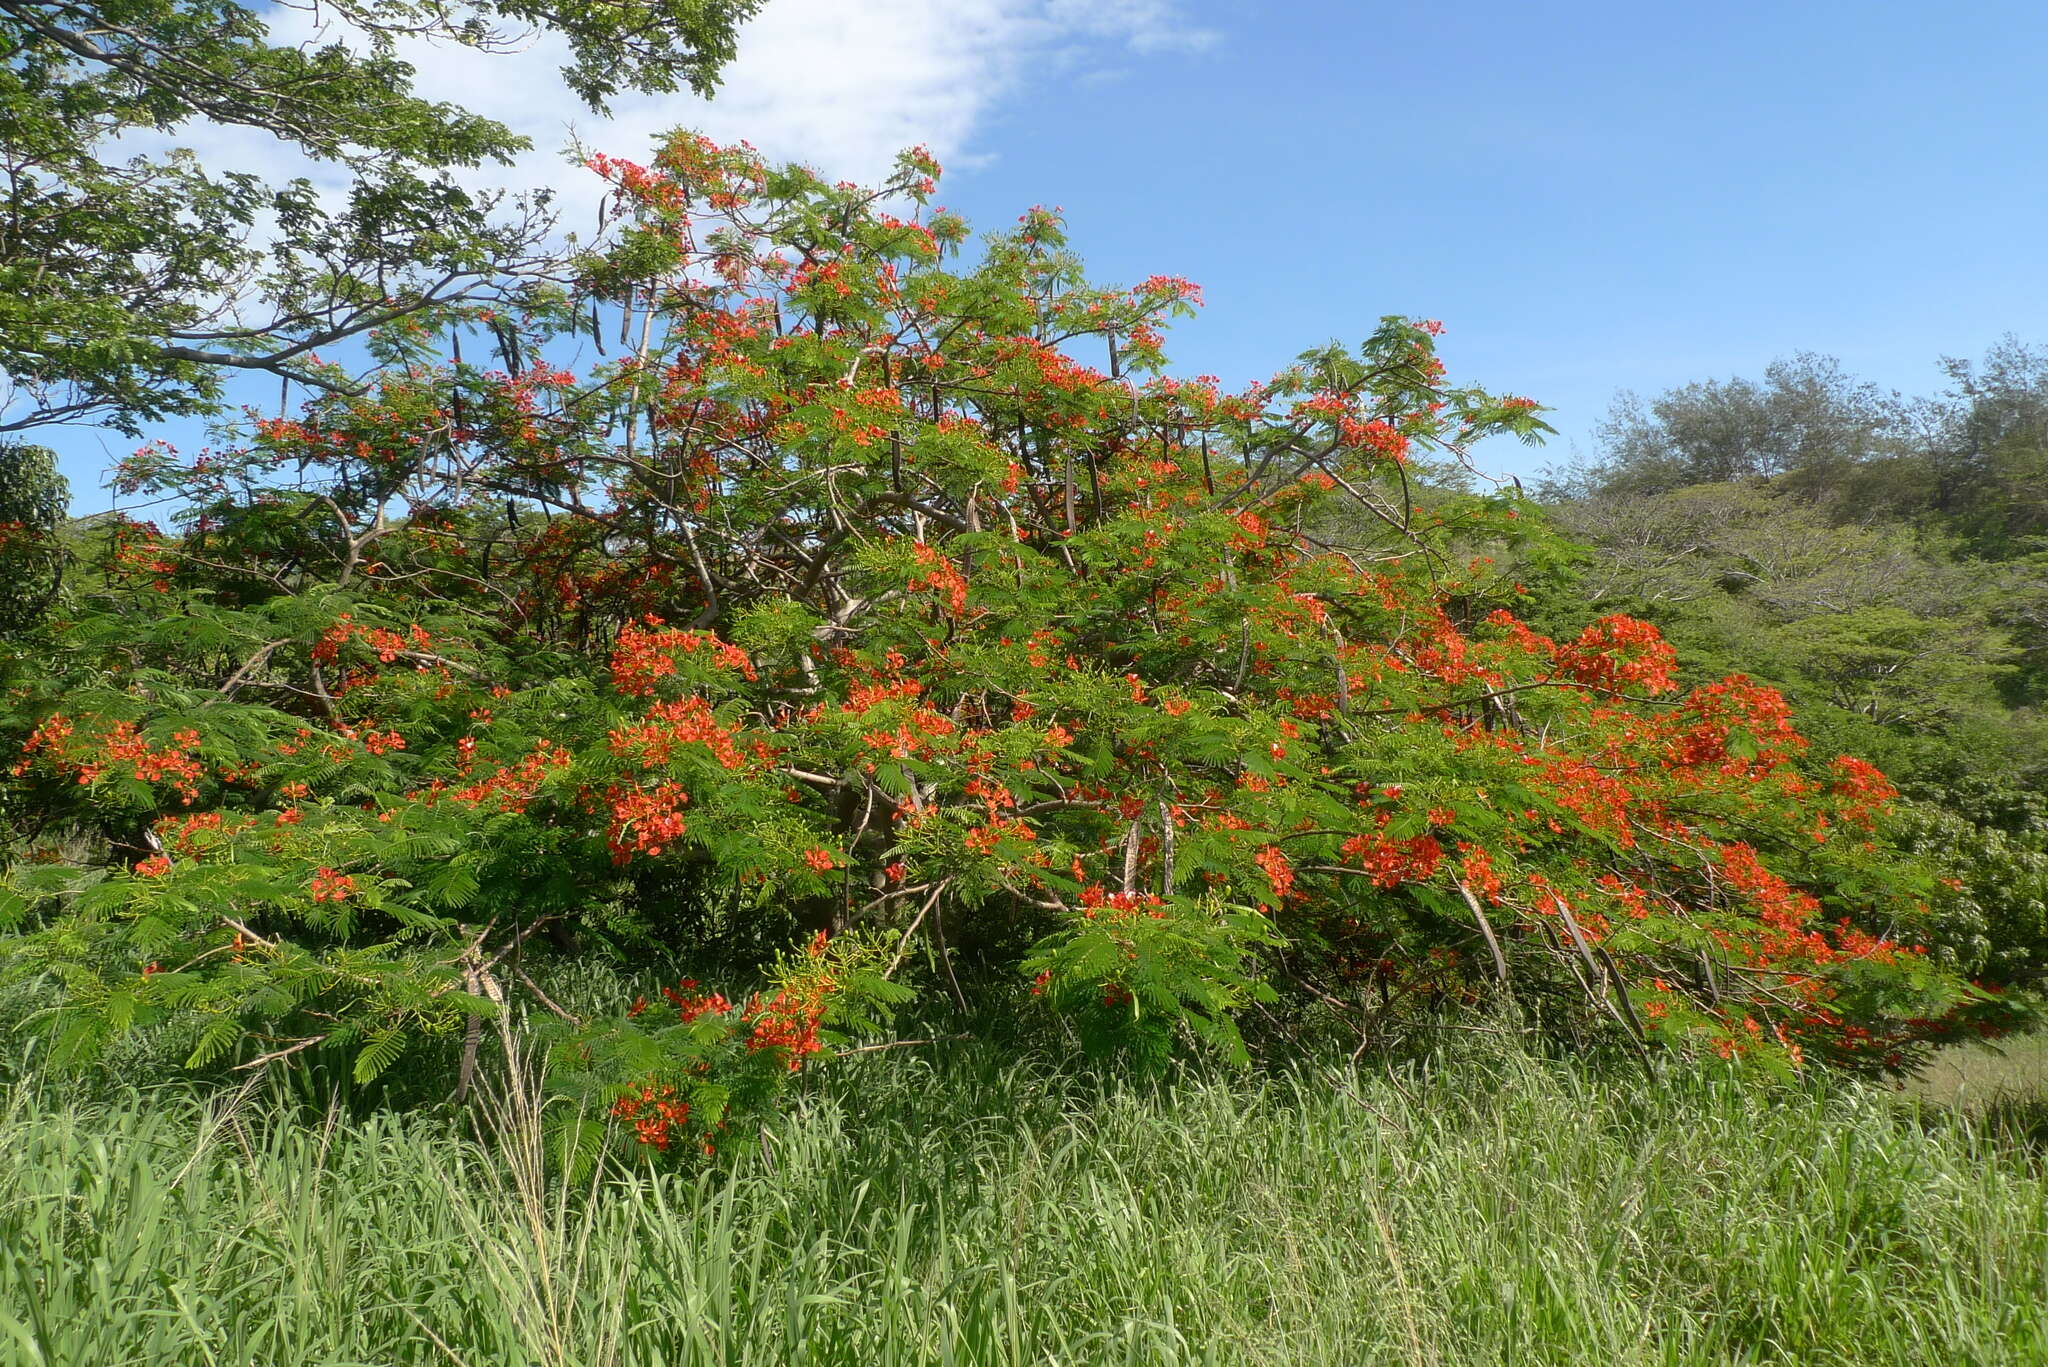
[0, 0, 761, 433]
[0, 135, 2014, 1150]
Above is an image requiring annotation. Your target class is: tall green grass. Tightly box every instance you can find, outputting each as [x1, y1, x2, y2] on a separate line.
[0, 1041, 2043, 1365]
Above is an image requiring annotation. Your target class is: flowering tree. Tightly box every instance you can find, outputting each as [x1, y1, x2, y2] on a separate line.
[0, 135, 2007, 1152]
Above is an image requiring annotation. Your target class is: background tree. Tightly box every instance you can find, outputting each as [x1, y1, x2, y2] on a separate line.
[1553, 354, 1908, 503]
[0, 0, 762, 434]
[1919, 337, 2048, 550]
[0, 441, 64, 632]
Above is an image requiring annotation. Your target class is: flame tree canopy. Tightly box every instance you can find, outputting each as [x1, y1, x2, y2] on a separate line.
[0, 135, 2009, 1139]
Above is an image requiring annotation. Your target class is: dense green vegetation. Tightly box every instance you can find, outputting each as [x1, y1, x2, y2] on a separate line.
[0, 135, 2014, 1131]
[4, 2, 2048, 1361]
[1531, 346, 2048, 987]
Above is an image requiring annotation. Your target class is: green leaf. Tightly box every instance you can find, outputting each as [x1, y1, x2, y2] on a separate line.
[184, 1016, 242, 1069]
[353, 1028, 407, 1084]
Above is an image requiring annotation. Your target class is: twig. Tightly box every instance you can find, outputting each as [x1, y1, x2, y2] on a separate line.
[221, 916, 278, 949]
[835, 1034, 971, 1056]
[930, 900, 970, 1016]
[234, 1034, 329, 1070]
[513, 966, 582, 1025]
[209, 638, 287, 702]
[1454, 878, 1510, 984]
[481, 915, 557, 971]
[883, 882, 946, 980]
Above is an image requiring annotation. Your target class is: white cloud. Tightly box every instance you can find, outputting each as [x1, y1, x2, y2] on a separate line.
[159, 0, 1214, 215]
[570, 0, 1212, 174]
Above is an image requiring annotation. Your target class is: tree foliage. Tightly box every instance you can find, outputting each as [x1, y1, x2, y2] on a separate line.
[1535, 343, 2048, 992]
[1554, 338, 2048, 556]
[0, 442, 66, 633]
[0, 0, 761, 432]
[0, 136, 2016, 1150]
[1565, 355, 1907, 503]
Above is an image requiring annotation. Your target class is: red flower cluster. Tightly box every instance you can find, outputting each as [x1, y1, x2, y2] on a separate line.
[1338, 832, 1445, 888]
[608, 696, 748, 771]
[908, 541, 970, 617]
[1659, 677, 1804, 775]
[1338, 417, 1410, 463]
[108, 520, 177, 592]
[1078, 885, 1168, 919]
[610, 619, 756, 696]
[604, 781, 692, 862]
[611, 1082, 693, 1151]
[155, 810, 243, 857]
[311, 615, 435, 667]
[743, 990, 825, 1070]
[1253, 845, 1295, 902]
[659, 980, 734, 1023]
[444, 740, 573, 813]
[1552, 615, 1678, 695]
[1828, 754, 1897, 826]
[1458, 844, 1504, 903]
[13, 715, 206, 805]
[1719, 843, 1819, 933]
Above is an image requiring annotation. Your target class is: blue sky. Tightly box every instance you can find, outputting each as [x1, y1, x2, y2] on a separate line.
[937, 0, 2048, 474]
[36, 0, 2048, 508]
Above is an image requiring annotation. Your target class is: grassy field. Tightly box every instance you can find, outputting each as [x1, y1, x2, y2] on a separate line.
[0, 1040, 2044, 1367]
[1910, 1031, 2048, 1110]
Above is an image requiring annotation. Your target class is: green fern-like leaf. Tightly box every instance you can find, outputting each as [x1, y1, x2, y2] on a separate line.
[421, 859, 481, 910]
[184, 1015, 242, 1068]
[353, 1027, 407, 1084]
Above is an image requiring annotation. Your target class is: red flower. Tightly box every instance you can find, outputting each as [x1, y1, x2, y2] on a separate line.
[1253, 845, 1295, 902]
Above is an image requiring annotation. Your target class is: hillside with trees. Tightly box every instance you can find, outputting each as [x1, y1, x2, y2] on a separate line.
[1533, 348, 2048, 987]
